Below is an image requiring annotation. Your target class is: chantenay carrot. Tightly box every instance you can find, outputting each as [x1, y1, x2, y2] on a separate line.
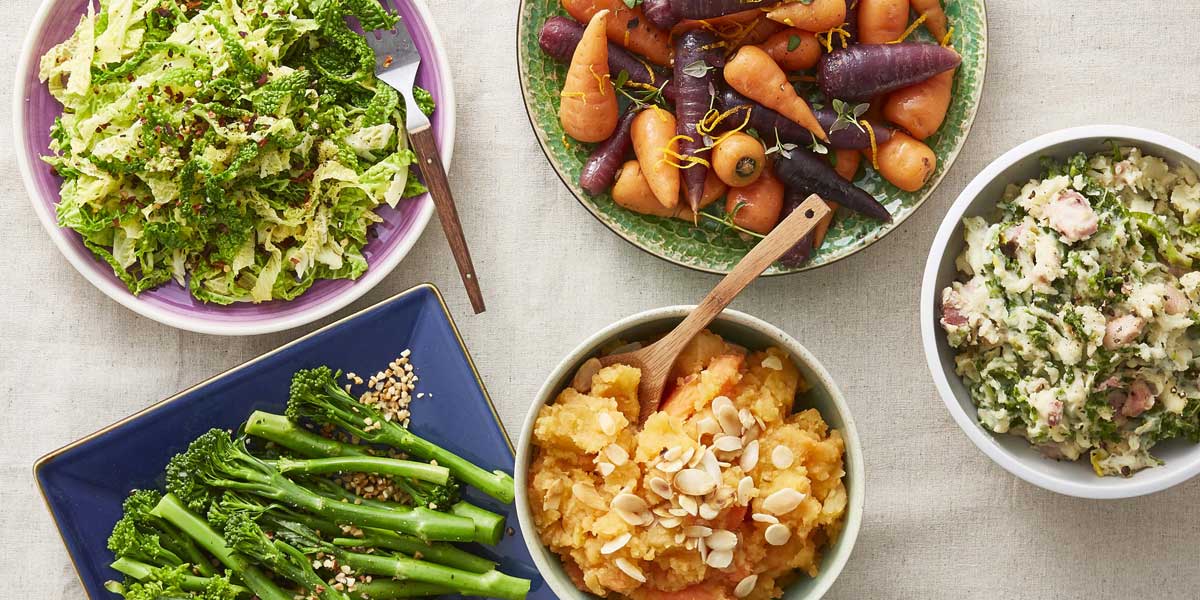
[766, 0, 846, 33]
[726, 164, 784, 234]
[884, 69, 953, 140]
[724, 45, 827, 141]
[873, 130, 936, 191]
[559, 10, 619, 143]
[910, 0, 949, 41]
[759, 29, 821, 72]
[631, 106, 681, 208]
[561, 0, 673, 66]
[712, 132, 766, 188]
[857, 0, 910, 44]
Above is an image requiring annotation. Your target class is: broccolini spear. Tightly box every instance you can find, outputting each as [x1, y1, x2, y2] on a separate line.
[268, 517, 532, 600]
[222, 511, 350, 600]
[285, 367, 516, 503]
[104, 563, 243, 600]
[347, 580, 453, 598]
[264, 455, 450, 485]
[109, 490, 215, 577]
[164, 429, 476, 542]
[108, 559, 247, 597]
[148, 493, 293, 600]
[247, 410, 507, 545]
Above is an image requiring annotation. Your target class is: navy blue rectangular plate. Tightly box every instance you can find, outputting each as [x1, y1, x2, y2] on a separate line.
[35, 283, 553, 599]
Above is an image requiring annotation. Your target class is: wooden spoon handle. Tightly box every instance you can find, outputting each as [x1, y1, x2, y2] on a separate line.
[653, 194, 831, 357]
[409, 126, 486, 314]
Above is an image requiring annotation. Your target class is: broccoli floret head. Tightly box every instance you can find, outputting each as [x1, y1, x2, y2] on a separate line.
[395, 476, 461, 511]
[107, 564, 240, 600]
[165, 429, 277, 513]
[107, 515, 183, 567]
[287, 366, 393, 443]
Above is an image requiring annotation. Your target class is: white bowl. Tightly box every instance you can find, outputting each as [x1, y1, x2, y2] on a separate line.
[514, 307, 864, 599]
[921, 125, 1200, 498]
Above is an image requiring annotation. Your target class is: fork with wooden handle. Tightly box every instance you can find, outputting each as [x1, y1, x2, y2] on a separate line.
[575, 195, 832, 423]
[366, 6, 485, 314]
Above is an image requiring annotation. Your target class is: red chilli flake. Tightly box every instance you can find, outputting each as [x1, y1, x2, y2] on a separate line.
[256, 73, 269, 86]
[383, 55, 394, 68]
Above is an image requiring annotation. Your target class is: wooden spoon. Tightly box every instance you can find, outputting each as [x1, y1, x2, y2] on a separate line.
[577, 194, 831, 422]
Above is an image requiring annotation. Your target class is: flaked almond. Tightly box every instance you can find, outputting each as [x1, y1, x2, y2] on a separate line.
[707, 529, 738, 552]
[712, 486, 735, 509]
[713, 435, 743, 453]
[612, 493, 648, 513]
[657, 459, 684, 474]
[669, 506, 690, 518]
[678, 494, 699, 516]
[598, 412, 617, 436]
[679, 446, 697, 466]
[674, 469, 717, 496]
[663, 446, 683, 462]
[605, 444, 629, 466]
[751, 513, 779, 524]
[737, 476, 755, 505]
[734, 574, 758, 598]
[701, 449, 722, 481]
[688, 445, 706, 468]
[598, 462, 615, 477]
[740, 440, 760, 472]
[658, 516, 681, 529]
[572, 358, 602, 392]
[571, 483, 607, 510]
[674, 532, 686, 544]
[738, 408, 756, 430]
[649, 477, 674, 500]
[684, 525, 713, 538]
[762, 488, 805, 515]
[706, 549, 733, 569]
[698, 502, 720, 520]
[761, 355, 784, 370]
[717, 405, 743, 437]
[698, 535, 708, 562]
[600, 533, 632, 555]
[697, 417, 722, 436]
[771, 445, 795, 469]
[711, 395, 734, 416]
[615, 558, 646, 583]
[653, 505, 674, 518]
[765, 523, 791, 546]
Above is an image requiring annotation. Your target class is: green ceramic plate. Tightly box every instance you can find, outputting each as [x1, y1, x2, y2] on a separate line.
[517, 1, 987, 274]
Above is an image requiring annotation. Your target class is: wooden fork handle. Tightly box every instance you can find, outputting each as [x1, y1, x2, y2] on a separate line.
[653, 194, 831, 358]
[408, 126, 486, 314]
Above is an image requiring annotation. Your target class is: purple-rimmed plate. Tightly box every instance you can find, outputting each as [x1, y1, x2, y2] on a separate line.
[13, 0, 455, 336]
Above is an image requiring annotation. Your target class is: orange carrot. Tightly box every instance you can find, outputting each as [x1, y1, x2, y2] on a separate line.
[766, 0, 847, 33]
[874, 130, 936, 191]
[558, 10, 618, 143]
[759, 29, 822, 72]
[631, 106, 680, 208]
[561, 0, 672, 66]
[699, 169, 728, 209]
[910, 0, 949, 41]
[858, 0, 910, 44]
[724, 46, 827, 141]
[712, 131, 766, 187]
[884, 69, 953, 140]
[611, 160, 694, 220]
[726, 166, 784, 234]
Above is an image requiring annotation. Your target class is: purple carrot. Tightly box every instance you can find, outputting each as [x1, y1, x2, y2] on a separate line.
[813, 106, 891, 150]
[716, 87, 820, 146]
[777, 188, 817, 267]
[819, 43, 961, 101]
[539, 17, 672, 97]
[579, 108, 639, 195]
[775, 150, 892, 222]
[673, 30, 723, 212]
[643, 0, 681, 30]
[669, 0, 776, 19]
[843, 0, 860, 41]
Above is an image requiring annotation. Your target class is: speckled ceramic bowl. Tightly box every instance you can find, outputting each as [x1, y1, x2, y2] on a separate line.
[13, 0, 454, 335]
[517, 1, 988, 274]
[514, 306, 864, 599]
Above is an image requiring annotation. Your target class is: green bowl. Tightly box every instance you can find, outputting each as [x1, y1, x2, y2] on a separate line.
[517, 0, 988, 274]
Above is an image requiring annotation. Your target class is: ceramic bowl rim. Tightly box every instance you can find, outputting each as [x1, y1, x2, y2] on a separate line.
[513, 306, 865, 599]
[920, 124, 1200, 499]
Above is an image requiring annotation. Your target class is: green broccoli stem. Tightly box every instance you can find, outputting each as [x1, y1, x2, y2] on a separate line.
[246, 411, 367, 458]
[109, 558, 249, 596]
[333, 549, 531, 600]
[450, 501, 506, 546]
[309, 478, 496, 547]
[156, 523, 217, 577]
[266, 456, 450, 486]
[331, 534, 496, 574]
[283, 477, 476, 542]
[149, 494, 292, 600]
[348, 580, 453, 598]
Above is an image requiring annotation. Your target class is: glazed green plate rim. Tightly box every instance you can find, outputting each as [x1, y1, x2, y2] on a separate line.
[516, 0, 989, 275]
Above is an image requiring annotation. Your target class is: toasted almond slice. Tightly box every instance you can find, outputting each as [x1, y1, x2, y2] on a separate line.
[615, 558, 646, 583]
[649, 477, 674, 500]
[669, 506, 691, 518]
[711, 395, 734, 416]
[658, 516, 682, 529]
[735, 574, 759, 598]
[707, 529, 738, 552]
[713, 435, 743, 453]
[605, 444, 629, 466]
[685, 538, 697, 551]
[663, 446, 683, 462]
[765, 523, 791, 546]
[740, 440, 760, 472]
[698, 502, 720, 520]
[701, 449, 722, 481]
[640, 511, 655, 526]
[738, 408, 756, 430]
[761, 355, 784, 370]
[598, 412, 617, 436]
[697, 536, 708, 562]
[751, 513, 779, 524]
[653, 505, 675, 518]
[674, 469, 717, 496]
[762, 488, 806, 515]
[717, 405, 743, 437]
[678, 446, 696, 466]
[684, 525, 713, 538]
[737, 476, 755, 505]
[600, 533, 632, 555]
[598, 462, 615, 477]
[771, 445, 795, 469]
[675, 532, 686, 544]
[657, 459, 684, 474]
[697, 417, 721, 436]
[572, 358, 602, 392]
[612, 493, 648, 514]
[706, 549, 733, 569]
[679, 494, 700, 516]
[571, 483, 607, 510]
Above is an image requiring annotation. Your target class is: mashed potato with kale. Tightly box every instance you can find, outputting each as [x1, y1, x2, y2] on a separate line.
[529, 331, 847, 600]
[941, 148, 1200, 477]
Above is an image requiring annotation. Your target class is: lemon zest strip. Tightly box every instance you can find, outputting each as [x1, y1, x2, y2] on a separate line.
[863, 119, 880, 171]
[887, 13, 927, 44]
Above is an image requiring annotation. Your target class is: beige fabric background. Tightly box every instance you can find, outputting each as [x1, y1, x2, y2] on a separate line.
[3, 0, 1200, 598]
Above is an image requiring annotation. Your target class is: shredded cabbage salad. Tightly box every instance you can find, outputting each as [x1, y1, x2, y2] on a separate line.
[38, 0, 434, 303]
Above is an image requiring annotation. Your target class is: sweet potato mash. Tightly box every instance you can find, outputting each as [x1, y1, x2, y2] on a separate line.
[529, 331, 847, 599]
